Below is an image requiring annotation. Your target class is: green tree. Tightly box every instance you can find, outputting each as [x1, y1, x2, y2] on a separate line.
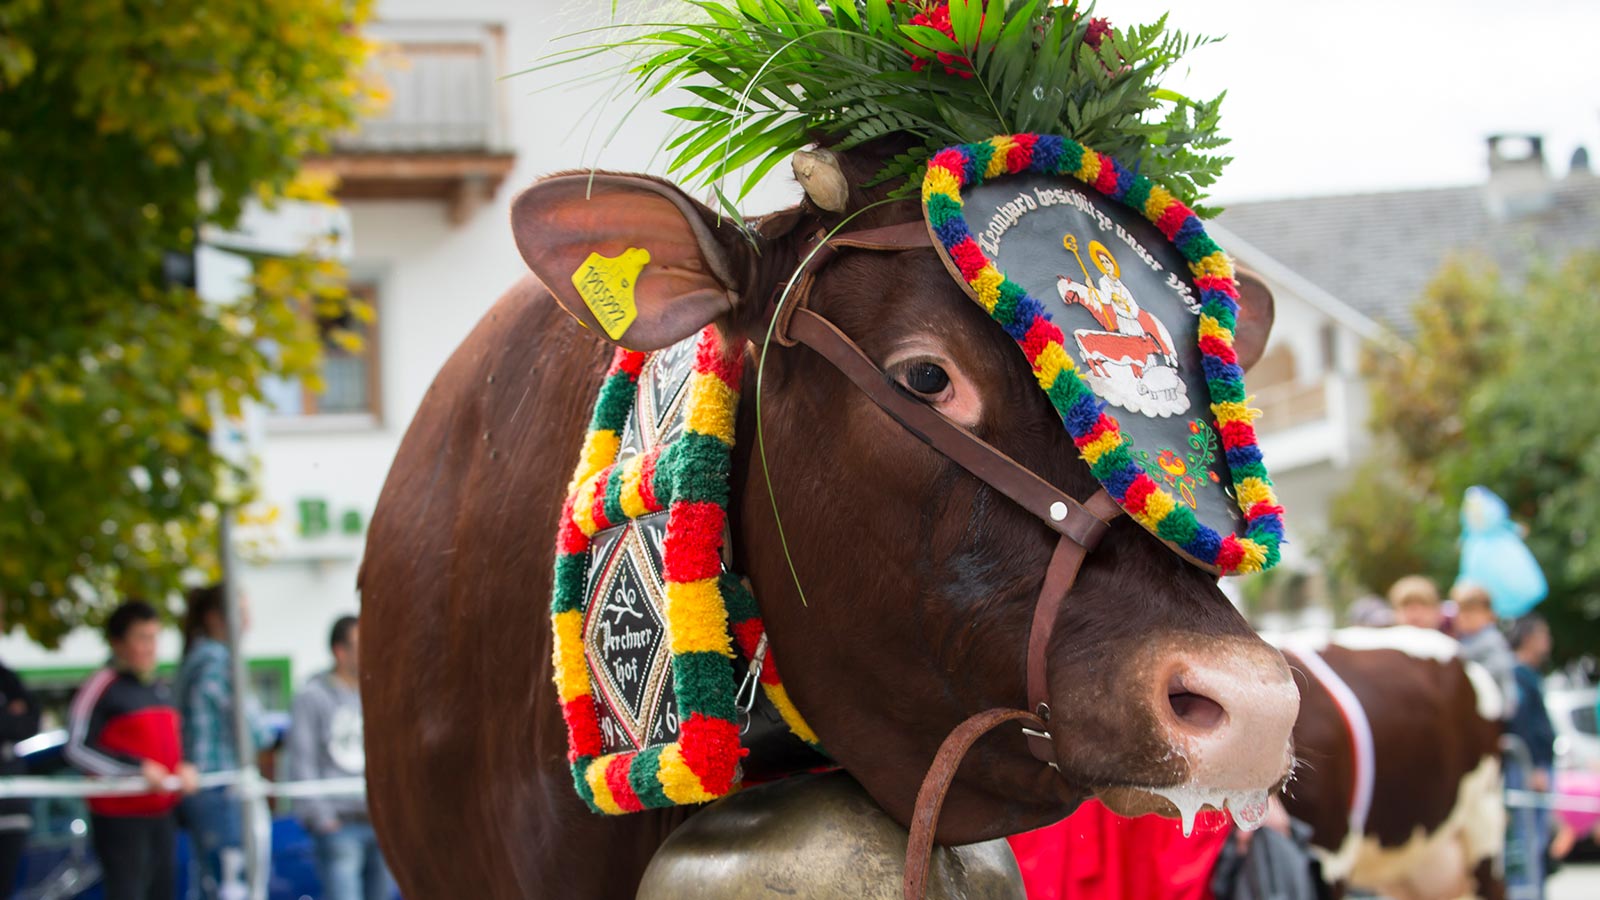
[1328, 252, 1600, 660]
[1, 0, 378, 643]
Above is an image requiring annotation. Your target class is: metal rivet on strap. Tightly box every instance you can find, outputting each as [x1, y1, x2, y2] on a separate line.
[1049, 501, 1068, 522]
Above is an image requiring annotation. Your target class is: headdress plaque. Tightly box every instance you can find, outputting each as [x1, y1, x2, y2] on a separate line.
[924, 134, 1285, 575]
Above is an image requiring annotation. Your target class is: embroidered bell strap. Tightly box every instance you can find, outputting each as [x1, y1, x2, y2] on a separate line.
[551, 327, 823, 816]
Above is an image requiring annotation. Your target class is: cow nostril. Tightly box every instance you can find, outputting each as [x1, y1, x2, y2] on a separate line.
[1168, 691, 1226, 730]
[1166, 671, 1228, 732]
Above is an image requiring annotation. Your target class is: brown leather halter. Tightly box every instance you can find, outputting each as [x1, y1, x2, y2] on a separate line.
[758, 220, 1125, 899]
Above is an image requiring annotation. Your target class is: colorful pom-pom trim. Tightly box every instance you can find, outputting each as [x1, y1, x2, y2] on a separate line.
[552, 327, 821, 815]
[922, 134, 1284, 575]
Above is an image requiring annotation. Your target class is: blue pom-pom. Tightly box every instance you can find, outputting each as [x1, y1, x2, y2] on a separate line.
[1182, 528, 1223, 561]
[1225, 446, 1263, 469]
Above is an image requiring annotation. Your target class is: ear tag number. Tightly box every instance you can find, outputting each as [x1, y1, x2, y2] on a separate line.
[571, 247, 650, 340]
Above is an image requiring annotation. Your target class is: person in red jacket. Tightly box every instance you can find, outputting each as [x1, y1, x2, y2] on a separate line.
[65, 600, 199, 900]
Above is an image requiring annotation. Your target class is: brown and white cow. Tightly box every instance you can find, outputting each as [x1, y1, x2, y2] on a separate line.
[1280, 627, 1505, 900]
[358, 156, 1301, 898]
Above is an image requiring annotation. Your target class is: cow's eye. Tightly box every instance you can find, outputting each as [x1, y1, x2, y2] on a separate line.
[898, 361, 951, 398]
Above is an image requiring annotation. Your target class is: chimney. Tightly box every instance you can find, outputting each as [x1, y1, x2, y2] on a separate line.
[1484, 133, 1552, 218]
[1572, 146, 1592, 178]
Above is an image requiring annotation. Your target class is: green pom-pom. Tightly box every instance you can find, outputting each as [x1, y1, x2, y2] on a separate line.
[1156, 507, 1200, 545]
[629, 746, 671, 808]
[553, 554, 589, 614]
[673, 650, 737, 721]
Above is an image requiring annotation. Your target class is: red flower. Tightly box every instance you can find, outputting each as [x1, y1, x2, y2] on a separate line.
[1084, 17, 1113, 51]
[907, 2, 975, 79]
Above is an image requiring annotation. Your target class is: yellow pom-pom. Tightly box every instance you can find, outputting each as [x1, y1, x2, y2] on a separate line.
[923, 167, 962, 201]
[666, 577, 734, 656]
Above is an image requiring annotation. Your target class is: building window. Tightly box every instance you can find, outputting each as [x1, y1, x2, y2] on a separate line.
[263, 283, 380, 423]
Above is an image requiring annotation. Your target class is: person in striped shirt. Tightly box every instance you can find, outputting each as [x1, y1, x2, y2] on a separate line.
[175, 585, 270, 900]
[65, 600, 199, 900]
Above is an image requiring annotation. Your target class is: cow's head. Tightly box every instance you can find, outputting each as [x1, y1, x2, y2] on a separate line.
[512, 160, 1298, 841]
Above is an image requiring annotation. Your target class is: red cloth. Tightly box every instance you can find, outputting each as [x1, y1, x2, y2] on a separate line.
[1007, 800, 1233, 900]
[91, 707, 182, 816]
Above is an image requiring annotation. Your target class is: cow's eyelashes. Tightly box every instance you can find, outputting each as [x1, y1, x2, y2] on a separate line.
[891, 359, 953, 402]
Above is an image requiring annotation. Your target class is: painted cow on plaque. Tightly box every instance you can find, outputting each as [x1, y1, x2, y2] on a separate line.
[359, 2, 1304, 897]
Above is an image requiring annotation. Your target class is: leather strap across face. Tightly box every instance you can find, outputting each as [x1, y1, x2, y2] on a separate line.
[1023, 490, 1125, 763]
[785, 308, 1114, 550]
[768, 220, 937, 348]
[759, 219, 1125, 900]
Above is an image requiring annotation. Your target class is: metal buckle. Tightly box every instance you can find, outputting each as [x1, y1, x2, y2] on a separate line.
[734, 633, 769, 735]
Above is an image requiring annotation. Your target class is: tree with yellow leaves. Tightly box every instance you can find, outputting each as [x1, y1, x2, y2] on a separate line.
[0, 0, 379, 642]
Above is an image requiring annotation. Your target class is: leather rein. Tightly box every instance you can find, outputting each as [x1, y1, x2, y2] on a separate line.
[756, 220, 1125, 899]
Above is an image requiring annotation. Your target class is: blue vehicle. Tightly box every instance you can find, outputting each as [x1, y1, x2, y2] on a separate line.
[10, 730, 324, 900]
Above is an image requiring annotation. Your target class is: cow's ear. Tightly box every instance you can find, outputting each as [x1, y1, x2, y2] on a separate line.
[512, 174, 752, 351]
[1232, 269, 1276, 372]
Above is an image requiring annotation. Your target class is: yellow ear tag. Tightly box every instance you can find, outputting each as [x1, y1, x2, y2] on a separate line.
[570, 247, 650, 340]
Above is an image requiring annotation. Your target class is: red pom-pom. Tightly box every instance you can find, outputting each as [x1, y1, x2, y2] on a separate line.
[1217, 536, 1246, 571]
[730, 619, 764, 656]
[589, 471, 614, 530]
[1020, 318, 1064, 361]
[557, 498, 590, 554]
[662, 501, 726, 582]
[1155, 202, 1194, 240]
[610, 350, 647, 378]
[638, 450, 661, 511]
[605, 755, 644, 812]
[563, 695, 605, 760]
[1247, 501, 1285, 520]
[951, 238, 988, 280]
[678, 713, 746, 795]
[1122, 474, 1158, 513]
[1008, 133, 1037, 171]
[695, 334, 743, 389]
[1073, 413, 1119, 447]
[929, 148, 969, 184]
[758, 648, 784, 686]
[1094, 156, 1121, 194]
[1219, 420, 1256, 451]
[1197, 335, 1237, 365]
[1195, 275, 1239, 299]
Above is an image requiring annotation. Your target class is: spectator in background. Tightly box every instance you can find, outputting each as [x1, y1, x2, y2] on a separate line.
[1507, 614, 1557, 899]
[1388, 575, 1445, 631]
[176, 585, 272, 900]
[1347, 594, 1397, 628]
[66, 600, 199, 900]
[1453, 582, 1518, 719]
[0, 621, 41, 889]
[290, 616, 392, 900]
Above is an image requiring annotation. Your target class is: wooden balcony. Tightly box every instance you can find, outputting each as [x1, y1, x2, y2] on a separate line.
[1254, 380, 1330, 433]
[306, 22, 516, 224]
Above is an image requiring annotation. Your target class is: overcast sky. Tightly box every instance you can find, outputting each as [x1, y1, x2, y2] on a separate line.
[563, 1, 1600, 205]
[1110, 0, 1600, 201]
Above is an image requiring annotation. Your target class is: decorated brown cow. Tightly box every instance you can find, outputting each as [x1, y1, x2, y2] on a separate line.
[359, 3, 1304, 897]
[1280, 628, 1506, 900]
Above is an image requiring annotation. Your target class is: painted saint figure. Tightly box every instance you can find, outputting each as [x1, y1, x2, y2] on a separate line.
[1056, 236, 1188, 417]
